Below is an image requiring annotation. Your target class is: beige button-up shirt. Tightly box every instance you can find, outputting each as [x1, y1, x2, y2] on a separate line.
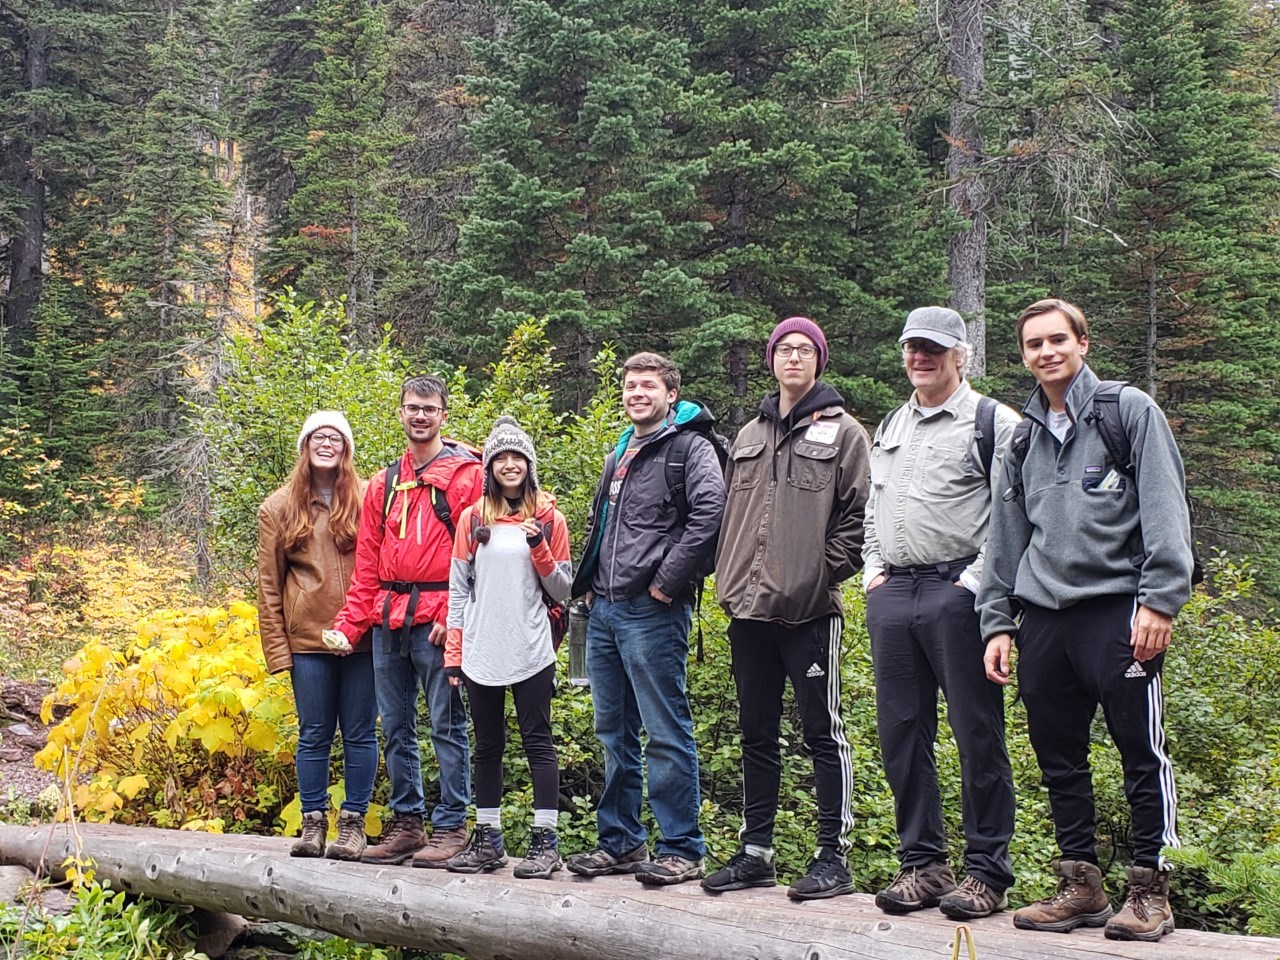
[862, 381, 1019, 592]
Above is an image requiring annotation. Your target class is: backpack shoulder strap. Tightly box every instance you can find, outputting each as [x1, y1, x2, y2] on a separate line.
[1006, 417, 1035, 499]
[382, 459, 402, 522]
[1090, 380, 1133, 478]
[875, 404, 902, 445]
[664, 430, 698, 524]
[974, 396, 997, 482]
[429, 484, 456, 539]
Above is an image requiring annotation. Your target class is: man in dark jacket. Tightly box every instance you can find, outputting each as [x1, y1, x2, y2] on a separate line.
[566, 352, 725, 886]
[704, 317, 871, 901]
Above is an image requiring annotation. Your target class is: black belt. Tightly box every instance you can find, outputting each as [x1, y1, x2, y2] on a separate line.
[885, 554, 977, 579]
[380, 580, 448, 657]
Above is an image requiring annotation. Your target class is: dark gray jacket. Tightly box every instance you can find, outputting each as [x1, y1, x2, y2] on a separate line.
[571, 400, 725, 602]
[977, 364, 1194, 640]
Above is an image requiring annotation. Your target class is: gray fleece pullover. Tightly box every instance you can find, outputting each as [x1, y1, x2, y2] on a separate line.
[977, 364, 1193, 640]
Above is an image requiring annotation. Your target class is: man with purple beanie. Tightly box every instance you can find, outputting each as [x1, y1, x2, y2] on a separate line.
[705, 316, 872, 900]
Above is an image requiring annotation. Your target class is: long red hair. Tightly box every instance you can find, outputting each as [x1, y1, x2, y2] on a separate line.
[278, 440, 362, 552]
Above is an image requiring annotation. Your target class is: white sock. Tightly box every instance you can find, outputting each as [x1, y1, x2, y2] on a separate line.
[476, 808, 502, 830]
[746, 844, 774, 863]
[533, 809, 558, 830]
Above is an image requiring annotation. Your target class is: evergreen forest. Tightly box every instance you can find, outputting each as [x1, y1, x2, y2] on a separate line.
[4, 0, 1280, 954]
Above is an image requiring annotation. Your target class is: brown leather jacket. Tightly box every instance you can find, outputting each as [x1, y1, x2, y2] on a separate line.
[257, 481, 370, 673]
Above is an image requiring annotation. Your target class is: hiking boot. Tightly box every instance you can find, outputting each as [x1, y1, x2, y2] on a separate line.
[361, 812, 426, 865]
[291, 810, 327, 858]
[939, 875, 1009, 920]
[875, 862, 956, 914]
[514, 827, 563, 880]
[1104, 865, 1175, 942]
[325, 810, 367, 862]
[444, 825, 508, 874]
[1013, 859, 1113, 933]
[566, 842, 650, 877]
[411, 824, 470, 868]
[787, 851, 854, 901]
[635, 854, 705, 886]
[701, 849, 777, 893]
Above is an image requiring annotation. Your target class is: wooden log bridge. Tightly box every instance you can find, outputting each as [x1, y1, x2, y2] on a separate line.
[2, 824, 1278, 960]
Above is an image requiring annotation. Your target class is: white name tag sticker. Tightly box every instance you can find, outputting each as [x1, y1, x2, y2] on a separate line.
[805, 421, 839, 445]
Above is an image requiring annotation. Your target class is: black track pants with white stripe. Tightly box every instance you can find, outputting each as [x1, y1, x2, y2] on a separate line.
[1017, 594, 1180, 868]
[728, 615, 855, 856]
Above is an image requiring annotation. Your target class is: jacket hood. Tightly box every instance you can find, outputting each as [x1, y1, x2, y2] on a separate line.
[398, 439, 481, 486]
[612, 399, 716, 458]
[760, 381, 846, 426]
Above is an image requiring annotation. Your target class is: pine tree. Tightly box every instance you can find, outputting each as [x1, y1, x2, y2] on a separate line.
[279, 0, 407, 331]
[1099, 0, 1280, 584]
[95, 0, 232, 459]
[437, 0, 945, 421]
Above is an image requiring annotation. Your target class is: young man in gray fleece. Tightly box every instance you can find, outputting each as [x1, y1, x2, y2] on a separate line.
[978, 298, 1195, 943]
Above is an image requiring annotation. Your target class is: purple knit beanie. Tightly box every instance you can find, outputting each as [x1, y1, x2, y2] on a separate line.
[766, 316, 829, 374]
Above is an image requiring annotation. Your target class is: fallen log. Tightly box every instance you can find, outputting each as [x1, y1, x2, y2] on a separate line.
[2, 823, 1277, 960]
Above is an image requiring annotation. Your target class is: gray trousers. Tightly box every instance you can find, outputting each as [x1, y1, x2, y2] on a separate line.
[867, 558, 1015, 890]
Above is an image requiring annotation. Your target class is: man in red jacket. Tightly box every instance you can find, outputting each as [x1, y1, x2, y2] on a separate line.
[333, 375, 483, 867]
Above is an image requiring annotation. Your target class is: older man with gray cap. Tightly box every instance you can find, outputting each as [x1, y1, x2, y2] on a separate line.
[863, 306, 1020, 919]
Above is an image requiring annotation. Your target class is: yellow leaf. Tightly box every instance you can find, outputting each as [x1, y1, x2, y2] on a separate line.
[280, 794, 302, 837]
[117, 774, 149, 800]
[242, 721, 278, 753]
[197, 716, 235, 753]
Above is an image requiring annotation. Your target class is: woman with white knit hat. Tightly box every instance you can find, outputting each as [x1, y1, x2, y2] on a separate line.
[257, 411, 376, 862]
[442, 415, 572, 879]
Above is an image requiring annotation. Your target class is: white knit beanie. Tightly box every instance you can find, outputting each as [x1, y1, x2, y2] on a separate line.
[297, 410, 354, 454]
[482, 415, 538, 489]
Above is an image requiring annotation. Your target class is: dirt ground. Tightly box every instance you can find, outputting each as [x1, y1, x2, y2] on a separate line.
[0, 678, 59, 810]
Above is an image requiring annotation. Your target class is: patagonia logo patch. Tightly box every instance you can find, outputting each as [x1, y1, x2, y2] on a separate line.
[1084, 465, 1104, 473]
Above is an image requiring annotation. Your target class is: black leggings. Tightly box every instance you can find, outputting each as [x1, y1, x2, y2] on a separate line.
[462, 663, 559, 811]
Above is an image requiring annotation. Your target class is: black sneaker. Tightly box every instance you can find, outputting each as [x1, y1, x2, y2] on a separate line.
[444, 824, 507, 874]
[701, 849, 777, 893]
[788, 852, 854, 901]
[566, 842, 650, 877]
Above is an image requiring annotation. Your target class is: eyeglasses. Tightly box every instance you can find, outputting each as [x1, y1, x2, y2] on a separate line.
[774, 343, 817, 360]
[903, 340, 949, 356]
[309, 433, 346, 448]
[401, 403, 444, 417]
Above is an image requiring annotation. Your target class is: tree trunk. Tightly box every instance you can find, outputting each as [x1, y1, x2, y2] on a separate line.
[945, 0, 988, 376]
[1145, 266, 1159, 396]
[726, 175, 750, 428]
[2, 824, 1277, 960]
[3, 25, 50, 348]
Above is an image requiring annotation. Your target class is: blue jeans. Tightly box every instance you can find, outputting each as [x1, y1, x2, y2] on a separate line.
[586, 594, 704, 860]
[372, 625, 470, 828]
[291, 652, 378, 814]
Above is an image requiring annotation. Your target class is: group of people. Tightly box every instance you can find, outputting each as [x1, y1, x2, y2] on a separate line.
[257, 297, 1195, 944]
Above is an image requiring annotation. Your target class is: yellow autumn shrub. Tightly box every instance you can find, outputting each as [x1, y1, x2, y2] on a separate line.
[36, 602, 298, 832]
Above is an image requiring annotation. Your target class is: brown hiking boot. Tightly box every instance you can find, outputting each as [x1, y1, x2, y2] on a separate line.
[1104, 865, 1175, 942]
[360, 812, 426, 865]
[1013, 859, 1113, 933]
[411, 824, 470, 868]
[325, 810, 367, 862]
[290, 810, 327, 858]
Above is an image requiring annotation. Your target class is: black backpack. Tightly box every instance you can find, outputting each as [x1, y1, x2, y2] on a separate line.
[1007, 381, 1204, 585]
[663, 415, 731, 662]
[381, 458, 455, 537]
[876, 395, 999, 482]
[663, 419, 732, 581]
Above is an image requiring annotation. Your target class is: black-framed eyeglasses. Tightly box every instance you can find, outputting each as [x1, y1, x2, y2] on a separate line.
[903, 340, 949, 356]
[775, 343, 817, 360]
[401, 403, 444, 417]
[309, 433, 346, 447]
